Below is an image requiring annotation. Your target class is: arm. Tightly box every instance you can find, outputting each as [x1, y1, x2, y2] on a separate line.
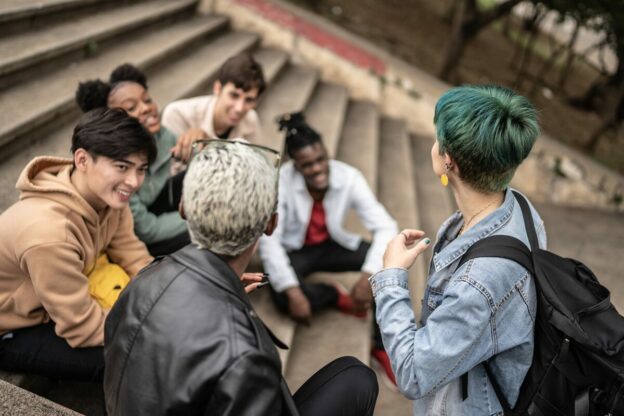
[257, 193, 311, 323]
[22, 242, 106, 347]
[350, 171, 398, 275]
[372, 267, 493, 399]
[106, 206, 153, 277]
[205, 351, 283, 416]
[129, 194, 187, 244]
[370, 231, 493, 399]
[257, 189, 299, 293]
[161, 101, 193, 137]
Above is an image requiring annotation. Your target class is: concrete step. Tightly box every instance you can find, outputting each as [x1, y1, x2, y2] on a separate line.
[0, 0, 124, 38]
[409, 133, 455, 253]
[0, 15, 229, 159]
[0, 379, 80, 416]
[338, 100, 380, 237]
[378, 118, 426, 310]
[256, 65, 319, 151]
[150, 30, 260, 105]
[284, 272, 371, 392]
[303, 82, 349, 159]
[0, 42, 287, 211]
[0, 0, 197, 87]
[337, 100, 379, 189]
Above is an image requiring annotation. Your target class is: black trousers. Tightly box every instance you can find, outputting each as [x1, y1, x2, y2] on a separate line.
[294, 356, 378, 416]
[145, 170, 191, 257]
[0, 322, 104, 382]
[271, 239, 383, 349]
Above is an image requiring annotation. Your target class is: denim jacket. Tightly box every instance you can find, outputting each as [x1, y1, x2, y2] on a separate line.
[370, 189, 547, 415]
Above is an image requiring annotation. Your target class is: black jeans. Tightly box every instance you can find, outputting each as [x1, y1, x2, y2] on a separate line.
[145, 170, 191, 257]
[0, 322, 104, 382]
[294, 356, 378, 416]
[272, 239, 383, 349]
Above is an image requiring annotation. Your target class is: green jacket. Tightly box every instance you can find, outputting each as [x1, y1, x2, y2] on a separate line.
[129, 127, 186, 243]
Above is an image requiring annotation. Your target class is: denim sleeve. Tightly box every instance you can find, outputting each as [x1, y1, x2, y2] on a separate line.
[371, 268, 493, 400]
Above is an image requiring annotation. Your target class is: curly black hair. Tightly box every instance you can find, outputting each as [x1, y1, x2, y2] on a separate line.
[75, 64, 148, 113]
[75, 79, 111, 112]
[109, 63, 147, 89]
[277, 112, 322, 158]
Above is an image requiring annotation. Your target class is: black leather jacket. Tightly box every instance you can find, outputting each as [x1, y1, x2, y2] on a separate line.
[104, 245, 298, 415]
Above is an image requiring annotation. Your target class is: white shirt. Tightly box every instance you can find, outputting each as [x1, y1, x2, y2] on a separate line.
[259, 159, 398, 292]
[161, 95, 261, 141]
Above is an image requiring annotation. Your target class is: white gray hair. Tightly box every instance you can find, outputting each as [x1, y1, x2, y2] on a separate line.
[183, 141, 278, 256]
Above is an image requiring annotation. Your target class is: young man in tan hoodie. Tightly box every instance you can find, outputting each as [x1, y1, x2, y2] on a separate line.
[0, 108, 155, 382]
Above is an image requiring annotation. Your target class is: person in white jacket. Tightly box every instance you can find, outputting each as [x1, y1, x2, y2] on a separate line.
[259, 112, 399, 387]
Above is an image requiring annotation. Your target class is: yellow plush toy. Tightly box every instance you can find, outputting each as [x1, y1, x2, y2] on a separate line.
[88, 254, 130, 309]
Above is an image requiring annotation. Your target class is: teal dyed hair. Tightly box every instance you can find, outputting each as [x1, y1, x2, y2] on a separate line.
[433, 85, 539, 193]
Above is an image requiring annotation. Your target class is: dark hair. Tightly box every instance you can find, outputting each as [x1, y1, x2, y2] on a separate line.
[109, 63, 148, 89]
[75, 64, 148, 112]
[278, 112, 322, 158]
[217, 53, 265, 95]
[75, 79, 111, 112]
[71, 108, 157, 165]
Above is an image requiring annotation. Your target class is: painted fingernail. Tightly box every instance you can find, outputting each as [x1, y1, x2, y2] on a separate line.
[424, 238, 431, 245]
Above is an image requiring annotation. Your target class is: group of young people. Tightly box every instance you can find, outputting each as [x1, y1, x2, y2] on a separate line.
[0, 49, 545, 416]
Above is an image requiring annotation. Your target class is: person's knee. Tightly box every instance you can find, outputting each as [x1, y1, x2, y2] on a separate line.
[329, 356, 379, 395]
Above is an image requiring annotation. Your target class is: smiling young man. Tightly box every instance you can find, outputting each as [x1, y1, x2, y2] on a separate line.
[161, 53, 265, 144]
[259, 113, 399, 388]
[0, 108, 155, 381]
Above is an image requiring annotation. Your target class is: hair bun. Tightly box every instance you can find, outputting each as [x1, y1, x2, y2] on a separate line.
[276, 111, 306, 132]
[75, 79, 110, 112]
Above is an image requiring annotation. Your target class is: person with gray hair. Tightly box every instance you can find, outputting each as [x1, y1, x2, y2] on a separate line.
[103, 140, 379, 416]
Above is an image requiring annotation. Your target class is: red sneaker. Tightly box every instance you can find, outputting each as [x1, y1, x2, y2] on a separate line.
[371, 348, 398, 391]
[333, 282, 367, 318]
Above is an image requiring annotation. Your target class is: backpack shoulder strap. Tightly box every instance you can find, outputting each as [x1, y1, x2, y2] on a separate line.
[511, 190, 539, 252]
[458, 234, 533, 274]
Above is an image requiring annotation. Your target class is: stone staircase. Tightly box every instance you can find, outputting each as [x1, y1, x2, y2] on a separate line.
[0, 0, 417, 414]
[1, 1, 622, 416]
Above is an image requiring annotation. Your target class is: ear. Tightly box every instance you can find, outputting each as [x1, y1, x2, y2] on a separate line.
[213, 80, 222, 96]
[264, 212, 278, 236]
[73, 148, 90, 172]
[178, 199, 186, 220]
[444, 153, 456, 172]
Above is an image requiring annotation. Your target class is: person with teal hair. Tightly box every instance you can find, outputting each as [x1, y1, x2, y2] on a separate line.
[369, 85, 547, 414]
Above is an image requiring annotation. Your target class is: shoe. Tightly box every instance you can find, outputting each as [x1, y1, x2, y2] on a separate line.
[333, 282, 367, 318]
[371, 348, 398, 392]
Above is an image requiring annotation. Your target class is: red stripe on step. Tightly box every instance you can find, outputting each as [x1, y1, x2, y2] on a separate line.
[233, 0, 386, 75]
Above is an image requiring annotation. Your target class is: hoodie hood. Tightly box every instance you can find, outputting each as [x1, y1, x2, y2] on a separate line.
[16, 156, 102, 225]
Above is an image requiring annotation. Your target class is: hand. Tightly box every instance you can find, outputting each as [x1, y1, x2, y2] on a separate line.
[241, 272, 263, 294]
[383, 229, 431, 270]
[171, 128, 207, 162]
[351, 272, 373, 312]
[285, 286, 311, 325]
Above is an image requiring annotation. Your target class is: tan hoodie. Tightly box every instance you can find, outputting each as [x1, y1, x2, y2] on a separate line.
[0, 157, 153, 347]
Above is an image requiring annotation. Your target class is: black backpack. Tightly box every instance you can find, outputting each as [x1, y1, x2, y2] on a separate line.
[458, 191, 624, 416]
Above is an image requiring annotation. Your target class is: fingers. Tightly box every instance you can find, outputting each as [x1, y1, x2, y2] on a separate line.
[241, 272, 263, 283]
[407, 238, 432, 258]
[399, 229, 426, 245]
[244, 282, 261, 293]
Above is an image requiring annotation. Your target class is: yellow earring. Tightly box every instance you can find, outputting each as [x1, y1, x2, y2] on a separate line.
[440, 174, 449, 187]
[440, 163, 451, 187]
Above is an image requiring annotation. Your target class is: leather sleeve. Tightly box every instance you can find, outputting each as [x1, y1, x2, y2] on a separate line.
[205, 350, 284, 415]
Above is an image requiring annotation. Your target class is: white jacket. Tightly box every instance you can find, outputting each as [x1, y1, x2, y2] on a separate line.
[161, 94, 261, 142]
[259, 160, 398, 292]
